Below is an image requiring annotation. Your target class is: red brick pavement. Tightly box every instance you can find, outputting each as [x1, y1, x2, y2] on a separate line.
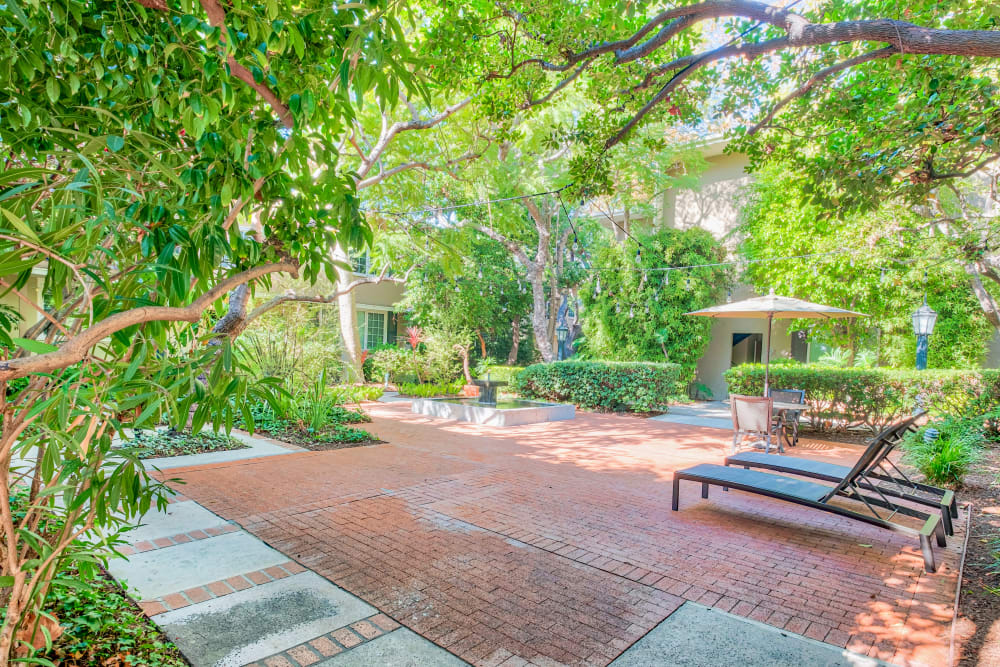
[160, 404, 964, 666]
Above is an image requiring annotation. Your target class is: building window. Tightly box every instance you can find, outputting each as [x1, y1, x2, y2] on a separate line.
[352, 251, 371, 275]
[357, 310, 388, 349]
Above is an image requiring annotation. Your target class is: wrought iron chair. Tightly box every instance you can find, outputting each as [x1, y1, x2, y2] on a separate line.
[729, 395, 781, 454]
[768, 387, 806, 448]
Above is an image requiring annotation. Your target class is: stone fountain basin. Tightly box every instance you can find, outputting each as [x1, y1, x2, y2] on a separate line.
[411, 397, 575, 427]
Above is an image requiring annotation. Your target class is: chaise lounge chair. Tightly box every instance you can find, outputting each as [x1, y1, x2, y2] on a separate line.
[723, 413, 958, 536]
[672, 429, 947, 572]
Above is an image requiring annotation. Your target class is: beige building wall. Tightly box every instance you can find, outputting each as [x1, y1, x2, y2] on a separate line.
[658, 144, 792, 398]
[1, 274, 44, 335]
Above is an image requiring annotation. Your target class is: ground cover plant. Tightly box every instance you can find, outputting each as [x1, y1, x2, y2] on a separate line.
[121, 430, 248, 460]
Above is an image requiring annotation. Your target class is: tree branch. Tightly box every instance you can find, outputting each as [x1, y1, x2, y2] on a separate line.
[0, 263, 298, 380]
[748, 46, 898, 135]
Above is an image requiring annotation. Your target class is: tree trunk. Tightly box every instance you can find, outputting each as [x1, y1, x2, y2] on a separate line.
[456, 345, 472, 383]
[335, 244, 364, 381]
[506, 318, 520, 365]
[477, 330, 487, 357]
[966, 262, 1000, 331]
[529, 271, 555, 362]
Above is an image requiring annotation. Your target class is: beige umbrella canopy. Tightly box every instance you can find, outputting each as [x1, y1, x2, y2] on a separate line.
[686, 292, 867, 395]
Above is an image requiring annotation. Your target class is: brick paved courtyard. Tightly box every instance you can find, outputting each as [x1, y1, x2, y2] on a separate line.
[161, 403, 964, 666]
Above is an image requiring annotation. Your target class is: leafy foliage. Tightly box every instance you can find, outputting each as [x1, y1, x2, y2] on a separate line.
[514, 361, 685, 412]
[42, 569, 186, 667]
[396, 381, 466, 397]
[739, 163, 994, 367]
[121, 429, 247, 459]
[579, 228, 730, 378]
[901, 409, 1000, 487]
[725, 365, 1000, 431]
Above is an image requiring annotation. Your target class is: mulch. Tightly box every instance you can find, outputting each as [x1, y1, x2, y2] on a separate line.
[955, 445, 1000, 666]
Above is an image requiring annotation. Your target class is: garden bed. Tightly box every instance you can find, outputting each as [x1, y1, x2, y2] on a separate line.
[122, 429, 248, 459]
[242, 404, 382, 451]
[33, 566, 189, 666]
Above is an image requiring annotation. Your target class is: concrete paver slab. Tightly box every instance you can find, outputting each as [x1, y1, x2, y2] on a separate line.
[610, 602, 889, 666]
[109, 531, 288, 599]
[315, 628, 468, 667]
[156, 571, 375, 667]
[124, 501, 230, 544]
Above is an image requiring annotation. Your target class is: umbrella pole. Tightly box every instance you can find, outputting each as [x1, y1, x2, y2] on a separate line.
[764, 312, 773, 397]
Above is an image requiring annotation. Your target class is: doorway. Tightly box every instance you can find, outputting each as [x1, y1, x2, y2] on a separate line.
[731, 333, 763, 366]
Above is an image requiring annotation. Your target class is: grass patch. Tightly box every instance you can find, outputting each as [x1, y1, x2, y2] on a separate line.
[122, 429, 248, 459]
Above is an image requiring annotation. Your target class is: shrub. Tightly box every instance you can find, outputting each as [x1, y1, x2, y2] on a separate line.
[397, 380, 465, 397]
[476, 365, 525, 384]
[514, 361, 685, 412]
[330, 384, 384, 403]
[724, 365, 1000, 431]
[901, 410, 994, 487]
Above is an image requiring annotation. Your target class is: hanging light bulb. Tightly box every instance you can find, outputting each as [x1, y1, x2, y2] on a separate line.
[629, 304, 634, 318]
[880, 267, 887, 284]
[454, 283, 460, 293]
[595, 276, 601, 296]
[478, 267, 483, 279]
[636, 248, 642, 263]
[685, 276, 692, 290]
[663, 271, 670, 287]
[727, 289, 733, 302]
[479, 289, 484, 296]
[645, 303, 650, 314]
[615, 302, 621, 314]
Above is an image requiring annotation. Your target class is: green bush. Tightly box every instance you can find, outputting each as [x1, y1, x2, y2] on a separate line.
[121, 430, 247, 459]
[330, 384, 384, 403]
[724, 365, 1000, 431]
[514, 361, 685, 412]
[476, 365, 525, 384]
[900, 409, 999, 487]
[397, 380, 465, 397]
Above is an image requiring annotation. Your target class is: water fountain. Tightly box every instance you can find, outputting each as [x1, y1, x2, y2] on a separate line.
[411, 372, 574, 426]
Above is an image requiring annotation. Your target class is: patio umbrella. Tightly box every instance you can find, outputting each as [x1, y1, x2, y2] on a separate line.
[686, 292, 866, 395]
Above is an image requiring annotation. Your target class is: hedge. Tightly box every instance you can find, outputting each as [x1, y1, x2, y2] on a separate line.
[477, 365, 525, 384]
[724, 365, 1000, 431]
[513, 361, 685, 412]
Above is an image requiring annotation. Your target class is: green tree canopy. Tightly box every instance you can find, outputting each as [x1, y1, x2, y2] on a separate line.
[739, 164, 993, 369]
[579, 228, 730, 377]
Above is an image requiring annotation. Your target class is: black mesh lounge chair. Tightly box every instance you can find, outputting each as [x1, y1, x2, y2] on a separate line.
[723, 413, 958, 536]
[672, 431, 947, 572]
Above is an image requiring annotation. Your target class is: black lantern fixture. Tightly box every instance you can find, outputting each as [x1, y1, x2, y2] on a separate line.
[556, 324, 569, 360]
[911, 297, 938, 370]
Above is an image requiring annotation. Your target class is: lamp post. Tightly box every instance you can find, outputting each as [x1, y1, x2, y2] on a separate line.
[556, 324, 568, 361]
[912, 298, 938, 370]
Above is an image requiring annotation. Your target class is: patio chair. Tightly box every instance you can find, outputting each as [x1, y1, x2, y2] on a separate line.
[671, 429, 947, 572]
[729, 395, 781, 455]
[768, 387, 805, 448]
[723, 411, 957, 536]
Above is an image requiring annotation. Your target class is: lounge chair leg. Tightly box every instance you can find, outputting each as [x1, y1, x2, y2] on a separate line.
[672, 477, 680, 511]
[920, 534, 937, 573]
[935, 520, 947, 548]
[950, 497, 959, 519]
[701, 482, 709, 499]
[731, 432, 739, 455]
[941, 506, 954, 537]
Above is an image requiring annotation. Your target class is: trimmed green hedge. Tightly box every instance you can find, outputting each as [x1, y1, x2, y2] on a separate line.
[724, 365, 1000, 431]
[477, 365, 525, 384]
[513, 361, 685, 412]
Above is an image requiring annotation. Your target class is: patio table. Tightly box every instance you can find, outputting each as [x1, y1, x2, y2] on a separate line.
[771, 400, 806, 448]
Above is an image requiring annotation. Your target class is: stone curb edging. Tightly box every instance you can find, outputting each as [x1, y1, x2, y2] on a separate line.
[122, 522, 240, 554]
[246, 613, 403, 667]
[138, 560, 307, 616]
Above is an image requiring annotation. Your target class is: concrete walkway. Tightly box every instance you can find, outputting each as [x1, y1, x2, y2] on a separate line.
[112, 489, 469, 666]
[649, 401, 732, 430]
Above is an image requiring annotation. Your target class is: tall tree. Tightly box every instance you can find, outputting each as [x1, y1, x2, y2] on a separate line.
[739, 164, 994, 368]
[0, 0, 414, 659]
